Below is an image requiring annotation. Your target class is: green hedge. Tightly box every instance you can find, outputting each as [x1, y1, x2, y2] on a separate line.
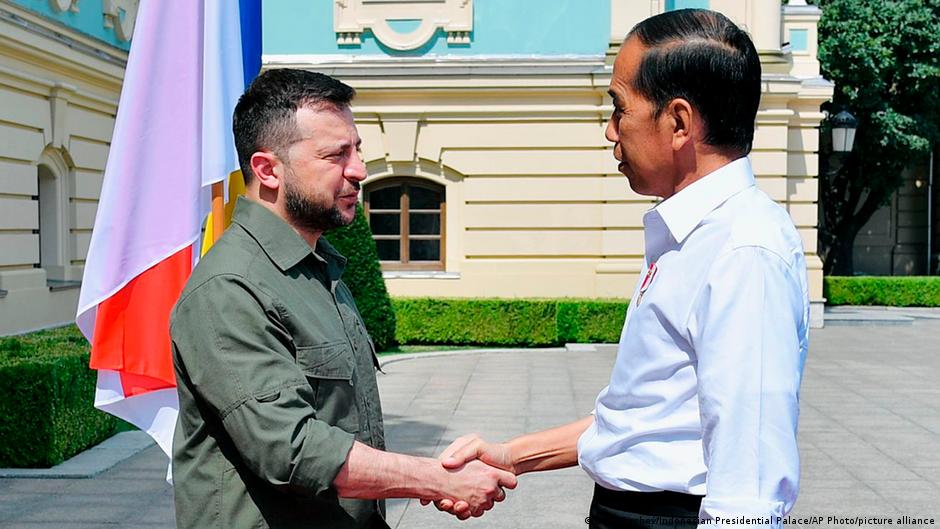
[825, 276, 940, 307]
[0, 326, 125, 468]
[325, 204, 397, 350]
[556, 301, 628, 343]
[392, 298, 629, 347]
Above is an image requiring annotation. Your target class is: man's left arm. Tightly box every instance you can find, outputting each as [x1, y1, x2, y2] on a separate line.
[689, 245, 807, 528]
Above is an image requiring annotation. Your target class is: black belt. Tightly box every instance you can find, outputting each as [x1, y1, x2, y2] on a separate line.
[592, 484, 703, 517]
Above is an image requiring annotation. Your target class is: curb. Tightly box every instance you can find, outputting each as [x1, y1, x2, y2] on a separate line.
[377, 343, 617, 369]
[824, 306, 940, 326]
[0, 431, 155, 479]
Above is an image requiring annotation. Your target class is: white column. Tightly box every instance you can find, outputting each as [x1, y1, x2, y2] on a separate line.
[749, 0, 782, 53]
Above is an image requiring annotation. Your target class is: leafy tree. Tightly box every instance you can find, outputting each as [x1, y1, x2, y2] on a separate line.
[325, 204, 397, 350]
[816, 0, 940, 275]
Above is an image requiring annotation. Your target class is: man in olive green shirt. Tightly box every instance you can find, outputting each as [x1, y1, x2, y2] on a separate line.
[170, 69, 515, 529]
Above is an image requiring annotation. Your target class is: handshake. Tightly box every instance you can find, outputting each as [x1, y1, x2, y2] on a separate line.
[420, 434, 517, 520]
[336, 417, 590, 519]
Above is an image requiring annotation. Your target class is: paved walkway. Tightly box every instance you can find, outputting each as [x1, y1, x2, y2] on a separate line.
[2, 318, 940, 528]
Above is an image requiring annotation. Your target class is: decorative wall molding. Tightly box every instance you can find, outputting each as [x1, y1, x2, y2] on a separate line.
[334, 0, 472, 50]
[49, 0, 80, 13]
[0, 8, 128, 87]
[102, 0, 138, 42]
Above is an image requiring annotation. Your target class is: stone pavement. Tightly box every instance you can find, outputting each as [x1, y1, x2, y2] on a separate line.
[2, 318, 939, 528]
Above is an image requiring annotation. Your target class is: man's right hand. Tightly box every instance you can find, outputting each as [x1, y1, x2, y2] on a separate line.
[422, 418, 593, 517]
[440, 434, 515, 473]
[421, 434, 516, 517]
[437, 458, 517, 519]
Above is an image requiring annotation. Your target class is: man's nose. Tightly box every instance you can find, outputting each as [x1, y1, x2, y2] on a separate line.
[605, 116, 619, 143]
[345, 151, 367, 182]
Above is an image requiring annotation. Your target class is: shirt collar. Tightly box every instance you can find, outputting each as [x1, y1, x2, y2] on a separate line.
[648, 157, 755, 245]
[230, 196, 347, 275]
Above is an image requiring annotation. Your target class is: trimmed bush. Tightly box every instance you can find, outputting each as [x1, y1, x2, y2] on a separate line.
[392, 298, 629, 347]
[825, 276, 940, 307]
[325, 204, 397, 350]
[393, 299, 558, 346]
[556, 300, 629, 344]
[0, 326, 123, 468]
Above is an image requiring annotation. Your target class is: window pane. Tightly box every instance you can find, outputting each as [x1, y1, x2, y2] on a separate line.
[409, 239, 440, 261]
[376, 239, 401, 261]
[409, 186, 441, 210]
[409, 213, 440, 235]
[370, 213, 400, 235]
[666, 0, 709, 10]
[369, 186, 401, 210]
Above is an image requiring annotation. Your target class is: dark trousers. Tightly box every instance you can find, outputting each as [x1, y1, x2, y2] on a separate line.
[588, 484, 703, 529]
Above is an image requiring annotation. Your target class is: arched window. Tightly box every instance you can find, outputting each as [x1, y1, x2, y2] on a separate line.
[36, 148, 78, 288]
[38, 163, 66, 283]
[364, 179, 445, 271]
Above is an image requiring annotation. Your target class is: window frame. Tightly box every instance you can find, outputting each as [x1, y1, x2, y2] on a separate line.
[364, 178, 446, 271]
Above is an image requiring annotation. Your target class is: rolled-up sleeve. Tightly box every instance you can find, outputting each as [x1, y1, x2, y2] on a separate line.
[171, 274, 355, 496]
[688, 246, 807, 528]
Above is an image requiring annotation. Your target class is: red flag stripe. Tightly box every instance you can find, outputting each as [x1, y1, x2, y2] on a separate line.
[89, 246, 192, 397]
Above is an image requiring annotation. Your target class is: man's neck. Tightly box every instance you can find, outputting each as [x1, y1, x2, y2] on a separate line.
[296, 228, 322, 251]
[246, 189, 323, 250]
[666, 149, 741, 199]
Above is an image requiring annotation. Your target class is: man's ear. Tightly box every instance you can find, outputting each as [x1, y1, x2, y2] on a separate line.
[249, 151, 282, 192]
[666, 98, 694, 152]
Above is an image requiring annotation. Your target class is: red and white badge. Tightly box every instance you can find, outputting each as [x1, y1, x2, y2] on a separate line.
[635, 262, 658, 306]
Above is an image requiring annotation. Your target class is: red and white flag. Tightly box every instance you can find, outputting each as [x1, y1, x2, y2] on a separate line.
[76, 0, 260, 457]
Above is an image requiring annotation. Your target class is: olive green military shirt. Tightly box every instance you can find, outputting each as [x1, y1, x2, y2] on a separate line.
[170, 197, 387, 529]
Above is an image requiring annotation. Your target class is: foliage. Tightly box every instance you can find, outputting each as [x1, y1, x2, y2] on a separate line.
[816, 0, 940, 275]
[825, 276, 940, 306]
[393, 299, 558, 346]
[392, 298, 629, 347]
[325, 204, 397, 350]
[555, 301, 629, 344]
[0, 326, 125, 468]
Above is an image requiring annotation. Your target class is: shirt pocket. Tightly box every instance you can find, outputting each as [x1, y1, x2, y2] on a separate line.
[296, 342, 360, 434]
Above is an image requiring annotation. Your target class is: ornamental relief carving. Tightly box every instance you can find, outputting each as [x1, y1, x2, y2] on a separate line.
[102, 0, 138, 42]
[49, 0, 79, 13]
[334, 0, 472, 50]
[48, 0, 138, 42]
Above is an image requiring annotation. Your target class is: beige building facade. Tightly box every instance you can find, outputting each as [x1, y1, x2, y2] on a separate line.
[268, 0, 832, 326]
[0, 0, 832, 335]
[0, 0, 129, 335]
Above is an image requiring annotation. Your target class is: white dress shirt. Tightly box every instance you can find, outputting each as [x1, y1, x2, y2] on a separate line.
[578, 157, 809, 528]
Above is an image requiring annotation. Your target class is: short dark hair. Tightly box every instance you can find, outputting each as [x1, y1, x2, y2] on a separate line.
[233, 69, 356, 184]
[627, 9, 761, 155]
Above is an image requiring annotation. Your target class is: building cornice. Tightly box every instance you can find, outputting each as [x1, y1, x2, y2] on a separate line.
[0, 1, 125, 95]
[263, 54, 606, 78]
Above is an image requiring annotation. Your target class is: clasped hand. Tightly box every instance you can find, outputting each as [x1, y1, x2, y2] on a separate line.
[421, 434, 515, 520]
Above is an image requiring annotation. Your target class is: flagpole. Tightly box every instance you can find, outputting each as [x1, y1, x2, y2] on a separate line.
[211, 181, 224, 243]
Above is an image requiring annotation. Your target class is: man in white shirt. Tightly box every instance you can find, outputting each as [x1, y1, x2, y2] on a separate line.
[427, 9, 809, 529]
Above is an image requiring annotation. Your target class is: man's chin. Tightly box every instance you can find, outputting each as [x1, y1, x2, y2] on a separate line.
[624, 175, 651, 197]
[333, 207, 357, 228]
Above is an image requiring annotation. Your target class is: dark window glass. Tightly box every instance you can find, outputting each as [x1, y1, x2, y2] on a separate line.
[370, 213, 400, 235]
[375, 239, 401, 261]
[409, 213, 440, 235]
[410, 239, 440, 261]
[409, 186, 440, 210]
[370, 186, 400, 210]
